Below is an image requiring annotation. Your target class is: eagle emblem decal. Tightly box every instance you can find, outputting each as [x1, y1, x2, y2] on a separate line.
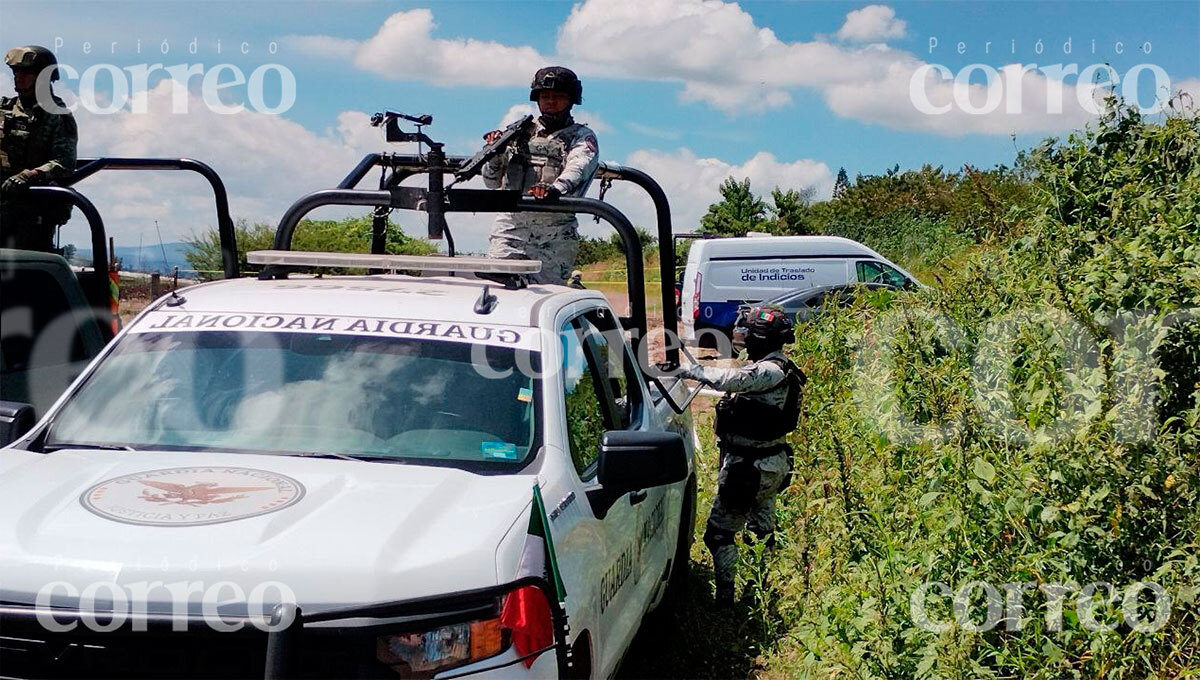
[81, 467, 305, 526]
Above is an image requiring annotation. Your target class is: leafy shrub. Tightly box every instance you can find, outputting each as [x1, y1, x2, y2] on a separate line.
[751, 104, 1200, 678]
[184, 215, 437, 279]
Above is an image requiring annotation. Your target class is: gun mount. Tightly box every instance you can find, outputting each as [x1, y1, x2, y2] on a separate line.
[272, 113, 681, 368]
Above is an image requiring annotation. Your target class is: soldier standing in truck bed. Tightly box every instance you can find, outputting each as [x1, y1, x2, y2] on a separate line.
[1, 45, 77, 253]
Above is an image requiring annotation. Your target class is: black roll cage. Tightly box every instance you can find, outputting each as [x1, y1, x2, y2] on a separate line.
[65, 157, 240, 280]
[16, 158, 240, 331]
[271, 153, 681, 368]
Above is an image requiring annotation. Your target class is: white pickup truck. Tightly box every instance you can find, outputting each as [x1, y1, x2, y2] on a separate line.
[0, 256, 697, 679]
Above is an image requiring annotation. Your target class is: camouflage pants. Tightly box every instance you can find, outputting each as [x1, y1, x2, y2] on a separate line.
[487, 213, 579, 285]
[703, 447, 790, 587]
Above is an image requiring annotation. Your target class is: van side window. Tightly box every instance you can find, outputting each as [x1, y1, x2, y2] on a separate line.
[857, 261, 907, 288]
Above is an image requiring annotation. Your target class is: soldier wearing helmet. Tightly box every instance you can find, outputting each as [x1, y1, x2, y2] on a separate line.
[1, 45, 78, 252]
[482, 66, 598, 284]
[680, 305, 806, 606]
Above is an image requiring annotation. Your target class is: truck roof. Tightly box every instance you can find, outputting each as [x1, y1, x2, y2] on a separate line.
[690, 235, 883, 259]
[132, 275, 604, 329]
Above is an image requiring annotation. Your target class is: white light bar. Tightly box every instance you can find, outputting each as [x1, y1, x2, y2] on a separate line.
[246, 250, 542, 274]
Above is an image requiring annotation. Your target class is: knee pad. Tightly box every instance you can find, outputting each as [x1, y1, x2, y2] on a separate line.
[703, 522, 735, 550]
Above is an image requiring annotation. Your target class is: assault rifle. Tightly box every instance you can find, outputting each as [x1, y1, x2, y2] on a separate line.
[454, 114, 535, 182]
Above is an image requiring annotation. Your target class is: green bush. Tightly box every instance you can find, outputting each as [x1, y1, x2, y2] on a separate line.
[749, 104, 1200, 678]
[184, 215, 437, 279]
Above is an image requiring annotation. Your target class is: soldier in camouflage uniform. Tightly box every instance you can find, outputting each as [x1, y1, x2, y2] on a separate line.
[483, 66, 598, 285]
[1, 45, 78, 252]
[680, 306, 805, 606]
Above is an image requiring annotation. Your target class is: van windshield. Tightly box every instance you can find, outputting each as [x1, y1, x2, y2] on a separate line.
[45, 331, 539, 471]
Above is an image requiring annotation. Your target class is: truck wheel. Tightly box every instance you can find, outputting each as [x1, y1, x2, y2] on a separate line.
[662, 475, 697, 607]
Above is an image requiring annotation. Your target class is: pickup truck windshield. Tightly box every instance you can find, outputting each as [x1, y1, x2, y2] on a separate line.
[46, 331, 539, 470]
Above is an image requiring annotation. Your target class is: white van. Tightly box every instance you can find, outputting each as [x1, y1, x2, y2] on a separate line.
[679, 235, 919, 344]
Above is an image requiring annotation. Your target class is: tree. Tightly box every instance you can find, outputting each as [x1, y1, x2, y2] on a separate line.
[769, 187, 815, 235]
[185, 215, 437, 279]
[833, 167, 850, 199]
[699, 177, 766, 237]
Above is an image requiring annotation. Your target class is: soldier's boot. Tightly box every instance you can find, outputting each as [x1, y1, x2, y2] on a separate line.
[704, 522, 738, 608]
[474, 271, 526, 290]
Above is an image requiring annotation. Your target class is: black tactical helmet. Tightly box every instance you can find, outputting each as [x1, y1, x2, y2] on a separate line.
[5, 45, 59, 82]
[529, 66, 582, 105]
[741, 305, 795, 346]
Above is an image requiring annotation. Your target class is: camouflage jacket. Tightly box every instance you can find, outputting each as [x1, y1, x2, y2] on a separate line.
[682, 350, 791, 449]
[0, 93, 78, 183]
[483, 116, 599, 198]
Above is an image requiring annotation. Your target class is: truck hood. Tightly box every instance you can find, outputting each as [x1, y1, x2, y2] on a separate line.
[0, 449, 535, 610]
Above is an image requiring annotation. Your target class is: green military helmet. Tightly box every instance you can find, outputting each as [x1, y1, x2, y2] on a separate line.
[740, 304, 795, 346]
[529, 66, 582, 105]
[5, 45, 59, 81]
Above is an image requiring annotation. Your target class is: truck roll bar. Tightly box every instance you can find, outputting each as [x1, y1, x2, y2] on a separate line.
[326, 153, 681, 365]
[67, 157, 239, 279]
[269, 186, 648, 338]
[24, 186, 109, 311]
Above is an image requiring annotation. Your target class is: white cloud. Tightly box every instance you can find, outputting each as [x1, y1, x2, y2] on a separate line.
[823, 59, 1103, 135]
[286, 9, 547, 87]
[1173, 78, 1200, 113]
[836, 5, 907, 43]
[57, 81, 418, 252]
[591, 148, 833, 237]
[557, 0, 903, 114]
[498, 103, 537, 127]
[282, 0, 1135, 136]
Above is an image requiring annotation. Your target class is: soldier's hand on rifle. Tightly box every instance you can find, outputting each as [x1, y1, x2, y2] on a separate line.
[483, 130, 503, 144]
[2, 168, 39, 194]
[527, 183, 560, 200]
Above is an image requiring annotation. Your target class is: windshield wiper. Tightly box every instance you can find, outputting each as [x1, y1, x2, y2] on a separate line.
[282, 452, 405, 464]
[43, 442, 137, 452]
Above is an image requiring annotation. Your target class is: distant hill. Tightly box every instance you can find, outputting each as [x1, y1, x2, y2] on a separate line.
[74, 242, 194, 277]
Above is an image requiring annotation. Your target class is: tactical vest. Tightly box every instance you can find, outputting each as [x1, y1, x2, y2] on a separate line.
[500, 126, 579, 193]
[713, 356, 807, 444]
[0, 95, 67, 179]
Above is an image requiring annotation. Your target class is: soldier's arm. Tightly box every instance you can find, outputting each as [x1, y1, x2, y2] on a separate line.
[550, 130, 598, 195]
[32, 112, 78, 181]
[481, 154, 505, 189]
[682, 360, 786, 393]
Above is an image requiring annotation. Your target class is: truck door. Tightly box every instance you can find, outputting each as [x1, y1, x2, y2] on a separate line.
[559, 306, 665, 677]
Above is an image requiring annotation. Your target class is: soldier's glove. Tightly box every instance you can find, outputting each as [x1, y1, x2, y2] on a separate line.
[2, 169, 40, 194]
[527, 183, 561, 201]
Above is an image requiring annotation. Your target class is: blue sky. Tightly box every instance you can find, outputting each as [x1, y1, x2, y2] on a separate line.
[2, 0, 1197, 253]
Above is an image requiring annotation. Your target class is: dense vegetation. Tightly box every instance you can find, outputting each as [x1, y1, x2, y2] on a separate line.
[639, 102, 1200, 679]
[183, 215, 436, 277]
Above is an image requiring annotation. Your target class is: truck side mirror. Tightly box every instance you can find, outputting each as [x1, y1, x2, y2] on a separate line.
[597, 430, 688, 494]
[585, 430, 689, 519]
[0, 401, 36, 447]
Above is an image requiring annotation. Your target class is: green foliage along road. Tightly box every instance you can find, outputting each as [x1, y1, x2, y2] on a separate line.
[184, 215, 437, 278]
[633, 102, 1199, 679]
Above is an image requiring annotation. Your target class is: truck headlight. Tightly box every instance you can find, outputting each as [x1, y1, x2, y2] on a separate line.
[376, 585, 554, 677]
